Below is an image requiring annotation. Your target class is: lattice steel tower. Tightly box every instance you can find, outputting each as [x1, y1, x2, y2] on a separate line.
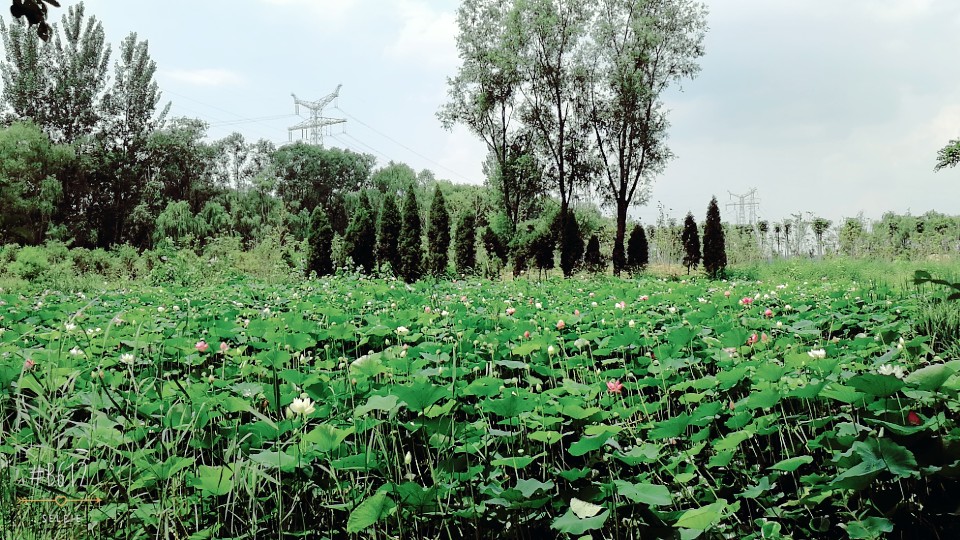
[289, 84, 345, 146]
[726, 188, 760, 226]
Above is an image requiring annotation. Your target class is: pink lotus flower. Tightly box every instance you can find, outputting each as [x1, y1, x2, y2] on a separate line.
[506, 307, 516, 316]
[195, 340, 209, 353]
[761, 332, 769, 343]
[556, 320, 566, 330]
[606, 380, 624, 394]
[764, 308, 773, 317]
[907, 410, 922, 426]
[615, 301, 626, 309]
[746, 333, 759, 346]
[24, 358, 35, 371]
[739, 297, 754, 306]
[724, 290, 731, 298]
[574, 309, 580, 316]
[523, 331, 530, 339]
[424, 306, 431, 314]
[639, 295, 649, 301]
[219, 342, 229, 354]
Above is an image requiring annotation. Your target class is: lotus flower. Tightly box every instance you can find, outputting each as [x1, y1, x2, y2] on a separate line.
[606, 380, 623, 394]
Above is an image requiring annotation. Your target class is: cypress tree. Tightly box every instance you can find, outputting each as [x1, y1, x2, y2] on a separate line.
[627, 223, 648, 270]
[306, 205, 333, 277]
[377, 193, 401, 273]
[559, 214, 584, 277]
[482, 225, 508, 265]
[426, 187, 451, 276]
[702, 196, 727, 279]
[454, 211, 477, 275]
[681, 212, 701, 274]
[585, 234, 603, 272]
[398, 188, 423, 282]
[532, 228, 555, 275]
[344, 192, 377, 273]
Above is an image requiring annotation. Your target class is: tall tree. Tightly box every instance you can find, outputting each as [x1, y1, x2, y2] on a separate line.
[307, 205, 334, 277]
[585, 0, 707, 275]
[702, 196, 726, 279]
[559, 212, 584, 277]
[584, 234, 603, 272]
[377, 193, 401, 273]
[812, 217, 832, 257]
[454, 210, 477, 275]
[398, 187, 424, 282]
[344, 191, 377, 273]
[427, 187, 451, 276]
[681, 212, 701, 274]
[273, 143, 375, 213]
[627, 222, 648, 270]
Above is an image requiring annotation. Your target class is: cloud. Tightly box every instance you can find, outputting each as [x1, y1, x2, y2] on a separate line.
[162, 68, 244, 87]
[384, 0, 458, 70]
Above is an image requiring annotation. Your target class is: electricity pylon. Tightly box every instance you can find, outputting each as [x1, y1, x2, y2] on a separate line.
[726, 188, 760, 227]
[289, 84, 345, 146]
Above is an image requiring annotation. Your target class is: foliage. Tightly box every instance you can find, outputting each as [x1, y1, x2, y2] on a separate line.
[272, 142, 375, 214]
[584, 234, 603, 272]
[935, 138, 960, 171]
[560, 213, 584, 277]
[681, 212, 701, 274]
[7, 0, 59, 41]
[307, 205, 334, 277]
[426, 187, 451, 277]
[398, 188, 423, 282]
[703, 196, 727, 278]
[377, 193, 402, 274]
[454, 210, 477, 275]
[154, 200, 197, 245]
[627, 223, 649, 271]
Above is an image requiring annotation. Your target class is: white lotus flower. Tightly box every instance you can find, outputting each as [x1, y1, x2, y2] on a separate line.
[396, 326, 410, 336]
[119, 353, 135, 365]
[877, 364, 906, 379]
[288, 397, 316, 416]
[807, 348, 826, 360]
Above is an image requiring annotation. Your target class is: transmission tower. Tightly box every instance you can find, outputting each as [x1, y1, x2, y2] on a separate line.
[288, 84, 346, 146]
[726, 188, 760, 227]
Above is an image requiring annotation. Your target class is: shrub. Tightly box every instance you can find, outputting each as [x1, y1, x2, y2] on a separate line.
[9, 245, 50, 281]
[627, 223, 648, 271]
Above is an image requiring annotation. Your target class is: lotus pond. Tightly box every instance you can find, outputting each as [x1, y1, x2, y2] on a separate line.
[1, 274, 958, 539]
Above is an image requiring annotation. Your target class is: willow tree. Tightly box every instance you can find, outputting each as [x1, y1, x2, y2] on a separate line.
[585, 0, 707, 274]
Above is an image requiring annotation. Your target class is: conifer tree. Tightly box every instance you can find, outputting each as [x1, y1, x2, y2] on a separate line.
[344, 192, 377, 273]
[681, 212, 701, 274]
[627, 223, 648, 271]
[377, 193, 401, 273]
[702, 196, 727, 279]
[560, 214, 583, 277]
[454, 210, 477, 275]
[398, 188, 423, 282]
[585, 234, 603, 272]
[426, 187, 450, 276]
[307, 205, 333, 277]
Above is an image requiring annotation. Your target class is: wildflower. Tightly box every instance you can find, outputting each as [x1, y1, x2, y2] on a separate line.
[807, 348, 826, 360]
[764, 308, 773, 318]
[877, 364, 906, 379]
[547, 345, 557, 356]
[120, 353, 135, 366]
[288, 397, 316, 416]
[506, 307, 516, 316]
[907, 411, 922, 426]
[739, 297, 753, 306]
[628, 320, 635, 328]
[606, 380, 624, 394]
[396, 326, 410, 336]
[24, 358, 35, 371]
[556, 319, 566, 330]
[219, 342, 229, 354]
[195, 341, 209, 353]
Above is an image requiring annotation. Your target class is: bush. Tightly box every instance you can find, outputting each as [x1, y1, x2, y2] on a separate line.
[627, 224, 648, 271]
[10, 245, 50, 281]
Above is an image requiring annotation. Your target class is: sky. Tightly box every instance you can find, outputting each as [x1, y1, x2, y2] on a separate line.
[72, 0, 960, 227]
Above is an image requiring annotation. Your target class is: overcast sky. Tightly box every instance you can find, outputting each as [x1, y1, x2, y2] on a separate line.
[77, 0, 960, 226]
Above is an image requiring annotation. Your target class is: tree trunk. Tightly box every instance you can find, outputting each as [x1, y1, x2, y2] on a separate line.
[613, 199, 628, 275]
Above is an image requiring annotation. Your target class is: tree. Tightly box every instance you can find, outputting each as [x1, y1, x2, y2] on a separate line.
[585, 234, 603, 272]
[426, 187, 451, 276]
[627, 223, 648, 271]
[559, 213, 584, 277]
[398, 188, 423, 282]
[585, 0, 707, 275]
[307, 205, 333, 277]
[273, 143, 375, 213]
[1, 3, 111, 143]
[681, 212, 701, 274]
[812, 217, 832, 257]
[376, 193, 401, 273]
[454, 210, 477, 275]
[702, 196, 726, 279]
[344, 191, 377, 273]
